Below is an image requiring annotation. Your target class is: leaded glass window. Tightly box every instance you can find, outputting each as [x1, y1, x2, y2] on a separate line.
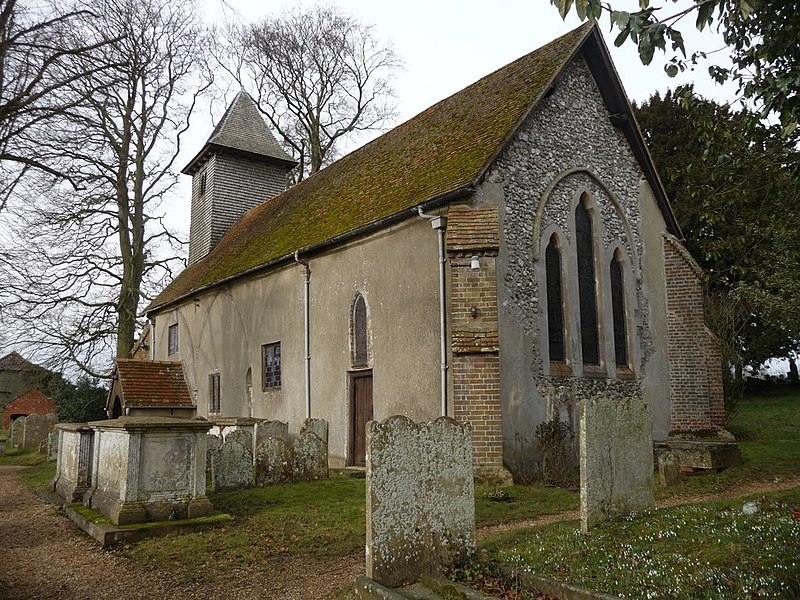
[611, 251, 628, 367]
[545, 235, 565, 363]
[576, 197, 599, 365]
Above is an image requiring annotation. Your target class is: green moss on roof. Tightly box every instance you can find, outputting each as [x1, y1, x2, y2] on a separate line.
[148, 23, 592, 312]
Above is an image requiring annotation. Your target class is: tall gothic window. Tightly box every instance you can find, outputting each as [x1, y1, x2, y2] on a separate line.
[352, 294, 369, 367]
[610, 250, 628, 367]
[576, 197, 600, 365]
[545, 234, 565, 362]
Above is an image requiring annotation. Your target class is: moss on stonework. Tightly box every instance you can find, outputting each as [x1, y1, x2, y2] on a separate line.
[148, 23, 593, 312]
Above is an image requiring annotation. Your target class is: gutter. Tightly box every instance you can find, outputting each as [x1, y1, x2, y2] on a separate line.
[147, 187, 475, 316]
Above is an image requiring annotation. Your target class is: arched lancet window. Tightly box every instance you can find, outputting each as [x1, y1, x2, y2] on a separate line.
[610, 250, 628, 368]
[576, 196, 600, 365]
[352, 293, 369, 367]
[545, 234, 565, 362]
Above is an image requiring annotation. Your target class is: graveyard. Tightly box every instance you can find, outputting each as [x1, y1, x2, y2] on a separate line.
[0, 388, 798, 598]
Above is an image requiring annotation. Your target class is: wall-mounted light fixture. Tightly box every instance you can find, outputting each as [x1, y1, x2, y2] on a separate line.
[470, 255, 480, 270]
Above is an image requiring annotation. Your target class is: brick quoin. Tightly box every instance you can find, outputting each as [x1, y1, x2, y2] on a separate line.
[663, 237, 726, 432]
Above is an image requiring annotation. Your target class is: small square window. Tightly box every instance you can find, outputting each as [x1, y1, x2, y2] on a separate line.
[168, 323, 179, 355]
[262, 342, 281, 390]
[209, 373, 220, 414]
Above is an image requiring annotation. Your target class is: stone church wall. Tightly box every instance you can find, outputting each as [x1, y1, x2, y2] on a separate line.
[484, 57, 674, 480]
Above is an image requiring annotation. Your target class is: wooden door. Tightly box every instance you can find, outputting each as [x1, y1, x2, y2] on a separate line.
[350, 371, 373, 467]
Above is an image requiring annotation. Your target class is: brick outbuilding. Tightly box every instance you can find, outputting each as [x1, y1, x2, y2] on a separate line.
[3, 389, 56, 429]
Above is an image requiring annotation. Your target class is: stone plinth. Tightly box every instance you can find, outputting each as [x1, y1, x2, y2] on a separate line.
[52, 423, 95, 502]
[580, 396, 654, 533]
[654, 438, 742, 471]
[366, 415, 475, 588]
[84, 417, 213, 525]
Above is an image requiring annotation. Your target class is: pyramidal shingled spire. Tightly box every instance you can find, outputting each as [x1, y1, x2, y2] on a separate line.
[183, 91, 295, 175]
[184, 91, 298, 266]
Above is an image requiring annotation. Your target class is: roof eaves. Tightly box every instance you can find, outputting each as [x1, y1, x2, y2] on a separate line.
[145, 186, 474, 316]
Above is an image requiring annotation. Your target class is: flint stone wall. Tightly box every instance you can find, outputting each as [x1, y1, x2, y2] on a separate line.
[52, 423, 95, 502]
[366, 415, 475, 588]
[580, 396, 654, 533]
[84, 417, 213, 525]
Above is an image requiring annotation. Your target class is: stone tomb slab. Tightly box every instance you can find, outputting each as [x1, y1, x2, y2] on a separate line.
[84, 417, 213, 526]
[580, 396, 654, 533]
[366, 415, 475, 588]
[52, 423, 95, 503]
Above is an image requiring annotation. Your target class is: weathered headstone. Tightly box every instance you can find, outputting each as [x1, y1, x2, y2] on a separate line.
[206, 434, 222, 479]
[580, 396, 654, 533]
[211, 433, 254, 491]
[11, 416, 25, 448]
[0, 436, 6, 456]
[301, 418, 328, 444]
[254, 436, 293, 486]
[292, 430, 328, 482]
[366, 415, 475, 588]
[22, 413, 57, 449]
[658, 451, 681, 487]
[254, 420, 289, 448]
[47, 430, 59, 461]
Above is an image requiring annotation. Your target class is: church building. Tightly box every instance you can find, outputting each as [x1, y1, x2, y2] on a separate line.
[144, 24, 726, 482]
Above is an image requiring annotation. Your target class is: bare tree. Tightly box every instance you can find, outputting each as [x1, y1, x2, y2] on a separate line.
[0, 0, 116, 211]
[0, 0, 208, 376]
[221, 5, 400, 181]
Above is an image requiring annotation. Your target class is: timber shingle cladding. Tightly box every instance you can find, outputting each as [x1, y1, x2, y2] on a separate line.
[148, 24, 593, 312]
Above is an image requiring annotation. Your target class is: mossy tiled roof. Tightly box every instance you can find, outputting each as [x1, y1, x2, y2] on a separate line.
[114, 359, 193, 407]
[148, 24, 592, 313]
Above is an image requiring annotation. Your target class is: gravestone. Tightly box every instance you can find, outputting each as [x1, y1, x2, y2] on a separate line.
[291, 430, 328, 482]
[254, 420, 288, 448]
[206, 434, 222, 479]
[0, 436, 6, 456]
[301, 418, 328, 444]
[23, 413, 57, 449]
[11, 417, 25, 448]
[211, 433, 254, 491]
[47, 430, 59, 461]
[366, 415, 475, 588]
[658, 451, 681, 487]
[254, 436, 293, 486]
[580, 396, 654, 533]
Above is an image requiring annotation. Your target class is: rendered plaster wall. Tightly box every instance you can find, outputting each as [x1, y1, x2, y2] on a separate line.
[365, 416, 475, 588]
[152, 217, 442, 468]
[487, 57, 672, 480]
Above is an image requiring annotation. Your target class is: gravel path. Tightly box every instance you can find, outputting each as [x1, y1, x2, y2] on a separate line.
[0, 465, 363, 600]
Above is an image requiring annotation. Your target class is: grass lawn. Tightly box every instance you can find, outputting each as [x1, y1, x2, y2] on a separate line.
[2, 388, 798, 595]
[479, 389, 800, 599]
